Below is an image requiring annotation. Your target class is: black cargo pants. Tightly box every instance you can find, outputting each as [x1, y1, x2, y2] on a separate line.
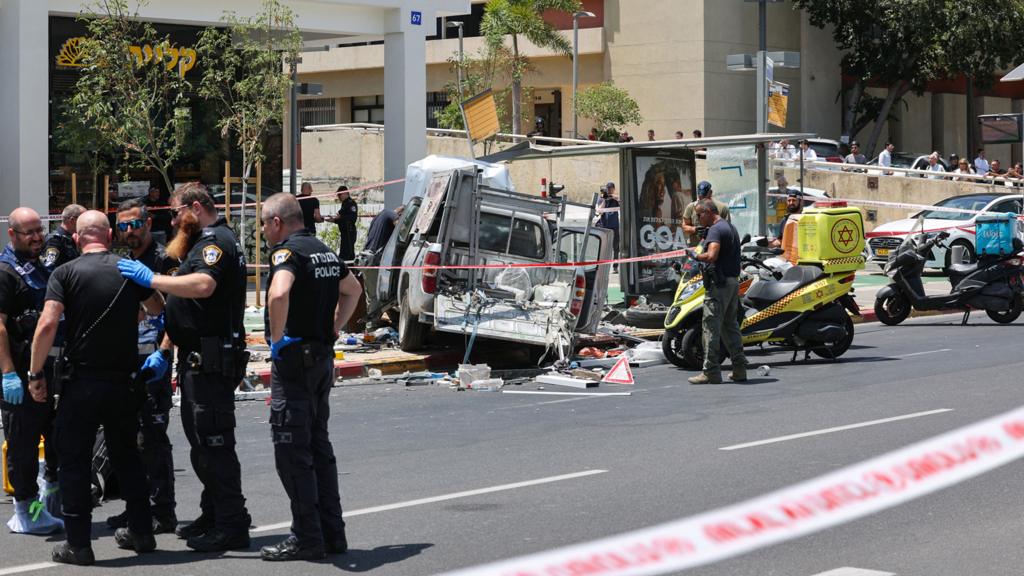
[270, 342, 345, 549]
[178, 364, 249, 534]
[55, 374, 152, 547]
[1, 363, 58, 501]
[136, 352, 175, 521]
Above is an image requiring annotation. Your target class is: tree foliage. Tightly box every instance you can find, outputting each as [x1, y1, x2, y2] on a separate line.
[481, 0, 581, 135]
[196, 0, 299, 185]
[434, 48, 528, 135]
[794, 0, 1024, 156]
[68, 0, 191, 193]
[575, 82, 643, 141]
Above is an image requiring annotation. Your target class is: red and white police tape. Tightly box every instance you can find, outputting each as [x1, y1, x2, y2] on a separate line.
[440, 405, 1024, 576]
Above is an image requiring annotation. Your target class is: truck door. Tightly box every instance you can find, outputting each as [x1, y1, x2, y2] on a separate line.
[557, 227, 612, 333]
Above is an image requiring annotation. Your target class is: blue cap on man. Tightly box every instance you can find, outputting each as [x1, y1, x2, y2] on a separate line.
[697, 181, 712, 196]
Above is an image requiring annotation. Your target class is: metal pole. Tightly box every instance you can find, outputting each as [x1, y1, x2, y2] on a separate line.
[255, 162, 263, 308]
[756, 0, 768, 236]
[966, 77, 975, 163]
[572, 15, 579, 140]
[289, 56, 298, 196]
[457, 25, 465, 98]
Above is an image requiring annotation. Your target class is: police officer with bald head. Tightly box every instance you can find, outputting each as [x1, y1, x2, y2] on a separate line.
[29, 210, 165, 564]
[259, 192, 361, 561]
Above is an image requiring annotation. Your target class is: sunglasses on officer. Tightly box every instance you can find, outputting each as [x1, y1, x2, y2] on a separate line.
[116, 219, 146, 232]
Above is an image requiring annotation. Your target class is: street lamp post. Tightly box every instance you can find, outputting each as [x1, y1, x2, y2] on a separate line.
[445, 20, 474, 157]
[572, 11, 595, 140]
[446, 21, 466, 101]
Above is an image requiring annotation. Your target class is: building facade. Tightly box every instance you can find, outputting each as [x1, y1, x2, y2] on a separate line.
[0, 0, 471, 217]
[295, 0, 1024, 168]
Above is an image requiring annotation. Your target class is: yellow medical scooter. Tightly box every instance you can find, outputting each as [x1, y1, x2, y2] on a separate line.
[662, 202, 866, 369]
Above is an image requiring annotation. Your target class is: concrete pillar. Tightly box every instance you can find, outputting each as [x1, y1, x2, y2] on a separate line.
[0, 0, 48, 225]
[800, 14, 841, 138]
[384, 22, 427, 209]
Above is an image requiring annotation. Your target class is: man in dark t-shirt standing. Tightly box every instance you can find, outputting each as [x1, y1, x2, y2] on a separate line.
[28, 211, 164, 565]
[298, 183, 323, 234]
[686, 198, 747, 385]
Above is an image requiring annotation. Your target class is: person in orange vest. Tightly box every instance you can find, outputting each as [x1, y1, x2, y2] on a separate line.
[769, 178, 802, 267]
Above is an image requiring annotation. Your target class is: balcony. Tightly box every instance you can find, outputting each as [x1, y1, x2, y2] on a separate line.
[297, 27, 605, 74]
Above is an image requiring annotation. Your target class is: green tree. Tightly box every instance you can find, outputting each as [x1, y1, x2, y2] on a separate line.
[196, 0, 300, 246]
[53, 99, 117, 205]
[576, 82, 643, 142]
[481, 0, 581, 136]
[434, 48, 527, 136]
[794, 0, 1024, 156]
[69, 0, 192, 193]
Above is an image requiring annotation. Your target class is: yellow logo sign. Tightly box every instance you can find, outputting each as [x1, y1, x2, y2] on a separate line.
[56, 37, 198, 77]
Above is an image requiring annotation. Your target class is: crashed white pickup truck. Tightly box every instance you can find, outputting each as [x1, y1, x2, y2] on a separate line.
[373, 156, 611, 359]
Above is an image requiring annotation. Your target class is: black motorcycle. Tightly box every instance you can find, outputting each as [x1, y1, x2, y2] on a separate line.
[873, 230, 1024, 325]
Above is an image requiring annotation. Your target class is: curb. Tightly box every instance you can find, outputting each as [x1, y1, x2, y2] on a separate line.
[852, 307, 959, 324]
[252, 349, 464, 386]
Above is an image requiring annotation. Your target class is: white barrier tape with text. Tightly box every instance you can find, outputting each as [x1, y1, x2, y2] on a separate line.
[440, 405, 1024, 576]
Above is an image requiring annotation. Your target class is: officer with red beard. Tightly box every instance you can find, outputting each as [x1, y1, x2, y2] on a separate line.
[117, 182, 251, 552]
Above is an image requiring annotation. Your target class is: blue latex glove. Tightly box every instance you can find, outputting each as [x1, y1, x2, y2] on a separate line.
[140, 350, 169, 384]
[147, 311, 165, 333]
[3, 372, 23, 405]
[118, 259, 154, 288]
[270, 335, 303, 361]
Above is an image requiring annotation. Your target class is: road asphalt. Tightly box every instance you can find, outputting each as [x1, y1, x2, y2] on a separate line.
[2, 312, 1023, 575]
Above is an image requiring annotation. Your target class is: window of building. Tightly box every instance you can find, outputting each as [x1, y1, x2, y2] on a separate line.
[298, 98, 336, 131]
[352, 95, 385, 124]
[426, 92, 451, 128]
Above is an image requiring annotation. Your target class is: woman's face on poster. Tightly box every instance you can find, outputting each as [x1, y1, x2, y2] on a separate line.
[655, 174, 666, 200]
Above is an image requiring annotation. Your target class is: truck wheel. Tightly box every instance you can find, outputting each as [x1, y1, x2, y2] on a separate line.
[662, 328, 703, 370]
[398, 292, 427, 352]
[987, 294, 1023, 324]
[874, 293, 911, 325]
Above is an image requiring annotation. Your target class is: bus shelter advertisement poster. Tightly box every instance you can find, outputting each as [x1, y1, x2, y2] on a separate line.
[633, 154, 694, 294]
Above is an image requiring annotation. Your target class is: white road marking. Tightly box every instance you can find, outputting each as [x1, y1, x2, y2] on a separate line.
[895, 348, 951, 358]
[719, 409, 953, 451]
[252, 469, 609, 533]
[0, 471, 610, 575]
[811, 568, 895, 576]
[501, 391, 631, 397]
[0, 563, 57, 576]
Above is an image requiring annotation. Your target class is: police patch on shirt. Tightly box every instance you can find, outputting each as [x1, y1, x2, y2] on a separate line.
[42, 247, 59, 267]
[202, 245, 223, 265]
[272, 249, 292, 266]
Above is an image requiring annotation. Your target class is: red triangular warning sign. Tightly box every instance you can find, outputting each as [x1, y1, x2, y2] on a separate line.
[602, 355, 634, 385]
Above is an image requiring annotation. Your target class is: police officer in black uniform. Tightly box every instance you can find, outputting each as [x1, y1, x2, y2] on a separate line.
[258, 193, 361, 561]
[0, 207, 63, 535]
[118, 183, 251, 552]
[104, 198, 179, 533]
[29, 210, 164, 565]
[41, 204, 85, 273]
[325, 185, 358, 261]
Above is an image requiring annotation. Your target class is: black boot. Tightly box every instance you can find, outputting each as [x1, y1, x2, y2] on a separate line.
[153, 515, 178, 535]
[325, 532, 348, 555]
[52, 542, 95, 566]
[175, 514, 214, 540]
[106, 511, 128, 529]
[261, 535, 326, 561]
[186, 528, 250, 552]
[114, 528, 157, 553]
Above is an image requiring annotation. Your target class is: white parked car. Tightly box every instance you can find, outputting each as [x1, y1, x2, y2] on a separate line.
[866, 193, 1023, 270]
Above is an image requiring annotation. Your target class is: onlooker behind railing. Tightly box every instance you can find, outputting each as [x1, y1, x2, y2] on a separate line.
[877, 141, 895, 175]
[923, 152, 946, 180]
[974, 148, 990, 176]
[952, 157, 975, 181]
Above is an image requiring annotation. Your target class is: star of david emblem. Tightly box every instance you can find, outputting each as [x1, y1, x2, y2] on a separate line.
[837, 225, 854, 246]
